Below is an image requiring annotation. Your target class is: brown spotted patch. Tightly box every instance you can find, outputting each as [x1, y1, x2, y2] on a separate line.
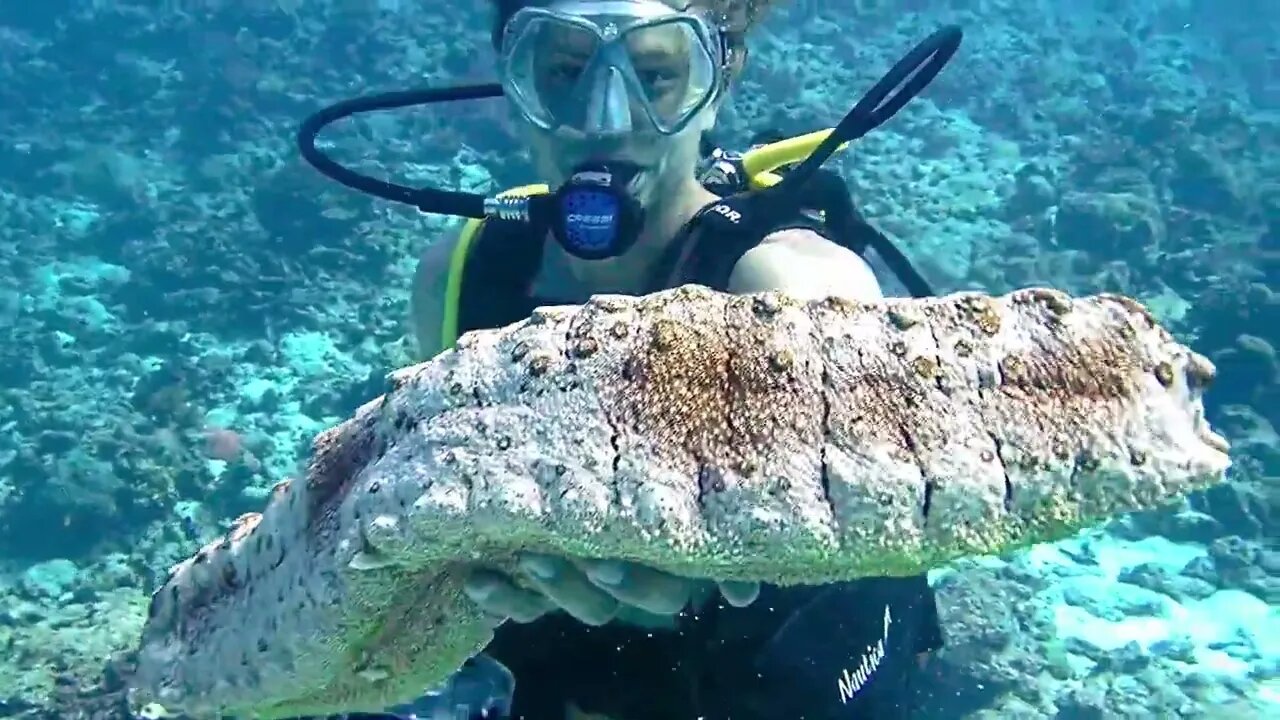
[306, 409, 383, 521]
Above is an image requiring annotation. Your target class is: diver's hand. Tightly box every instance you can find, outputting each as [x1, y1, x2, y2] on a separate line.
[463, 555, 760, 626]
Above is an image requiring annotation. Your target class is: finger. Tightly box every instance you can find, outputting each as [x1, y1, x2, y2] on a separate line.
[579, 559, 694, 615]
[613, 604, 681, 630]
[717, 580, 761, 607]
[519, 554, 620, 626]
[464, 570, 555, 623]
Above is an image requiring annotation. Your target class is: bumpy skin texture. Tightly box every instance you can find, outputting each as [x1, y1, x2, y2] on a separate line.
[130, 285, 1229, 720]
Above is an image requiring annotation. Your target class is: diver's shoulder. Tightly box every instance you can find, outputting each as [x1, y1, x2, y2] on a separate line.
[410, 224, 473, 360]
[413, 218, 493, 284]
[756, 224, 856, 258]
[412, 229, 463, 301]
[420, 219, 471, 263]
[728, 226, 883, 301]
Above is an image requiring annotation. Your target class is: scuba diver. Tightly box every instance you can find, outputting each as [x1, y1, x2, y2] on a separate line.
[297, 1, 961, 717]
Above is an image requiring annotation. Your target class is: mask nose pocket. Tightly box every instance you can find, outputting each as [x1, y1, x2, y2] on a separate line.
[584, 66, 634, 135]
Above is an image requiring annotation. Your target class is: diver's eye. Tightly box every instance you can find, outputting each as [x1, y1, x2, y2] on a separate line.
[546, 62, 586, 84]
[636, 67, 681, 91]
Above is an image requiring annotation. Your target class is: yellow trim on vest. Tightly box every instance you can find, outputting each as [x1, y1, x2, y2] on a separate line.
[743, 128, 849, 190]
[440, 184, 549, 351]
[439, 129, 850, 350]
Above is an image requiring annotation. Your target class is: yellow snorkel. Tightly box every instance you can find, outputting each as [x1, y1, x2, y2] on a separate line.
[741, 129, 851, 190]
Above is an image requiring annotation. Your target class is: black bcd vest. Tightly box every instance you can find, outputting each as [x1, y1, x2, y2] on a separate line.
[456, 169, 933, 338]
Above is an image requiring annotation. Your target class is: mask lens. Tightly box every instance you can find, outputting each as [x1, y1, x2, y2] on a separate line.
[504, 17, 602, 130]
[621, 20, 715, 132]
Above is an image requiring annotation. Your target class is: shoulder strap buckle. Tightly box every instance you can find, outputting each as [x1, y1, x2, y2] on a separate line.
[697, 148, 750, 193]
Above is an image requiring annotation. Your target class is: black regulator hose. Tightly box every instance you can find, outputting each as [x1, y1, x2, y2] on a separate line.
[297, 83, 504, 218]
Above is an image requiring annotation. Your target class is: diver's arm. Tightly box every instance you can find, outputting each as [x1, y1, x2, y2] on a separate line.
[409, 232, 463, 361]
[726, 227, 884, 300]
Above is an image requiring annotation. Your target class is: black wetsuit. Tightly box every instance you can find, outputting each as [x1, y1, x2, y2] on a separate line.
[488, 578, 941, 719]
[452, 207, 944, 720]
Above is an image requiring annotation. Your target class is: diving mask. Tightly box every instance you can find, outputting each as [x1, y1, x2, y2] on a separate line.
[499, 0, 728, 137]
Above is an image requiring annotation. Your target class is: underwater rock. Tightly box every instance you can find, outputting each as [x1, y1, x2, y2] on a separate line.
[128, 285, 1230, 719]
[921, 561, 1055, 715]
[1118, 562, 1218, 602]
[1055, 190, 1164, 260]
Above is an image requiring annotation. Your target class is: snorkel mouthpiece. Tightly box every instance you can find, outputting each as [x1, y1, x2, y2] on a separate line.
[552, 161, 646, 260]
